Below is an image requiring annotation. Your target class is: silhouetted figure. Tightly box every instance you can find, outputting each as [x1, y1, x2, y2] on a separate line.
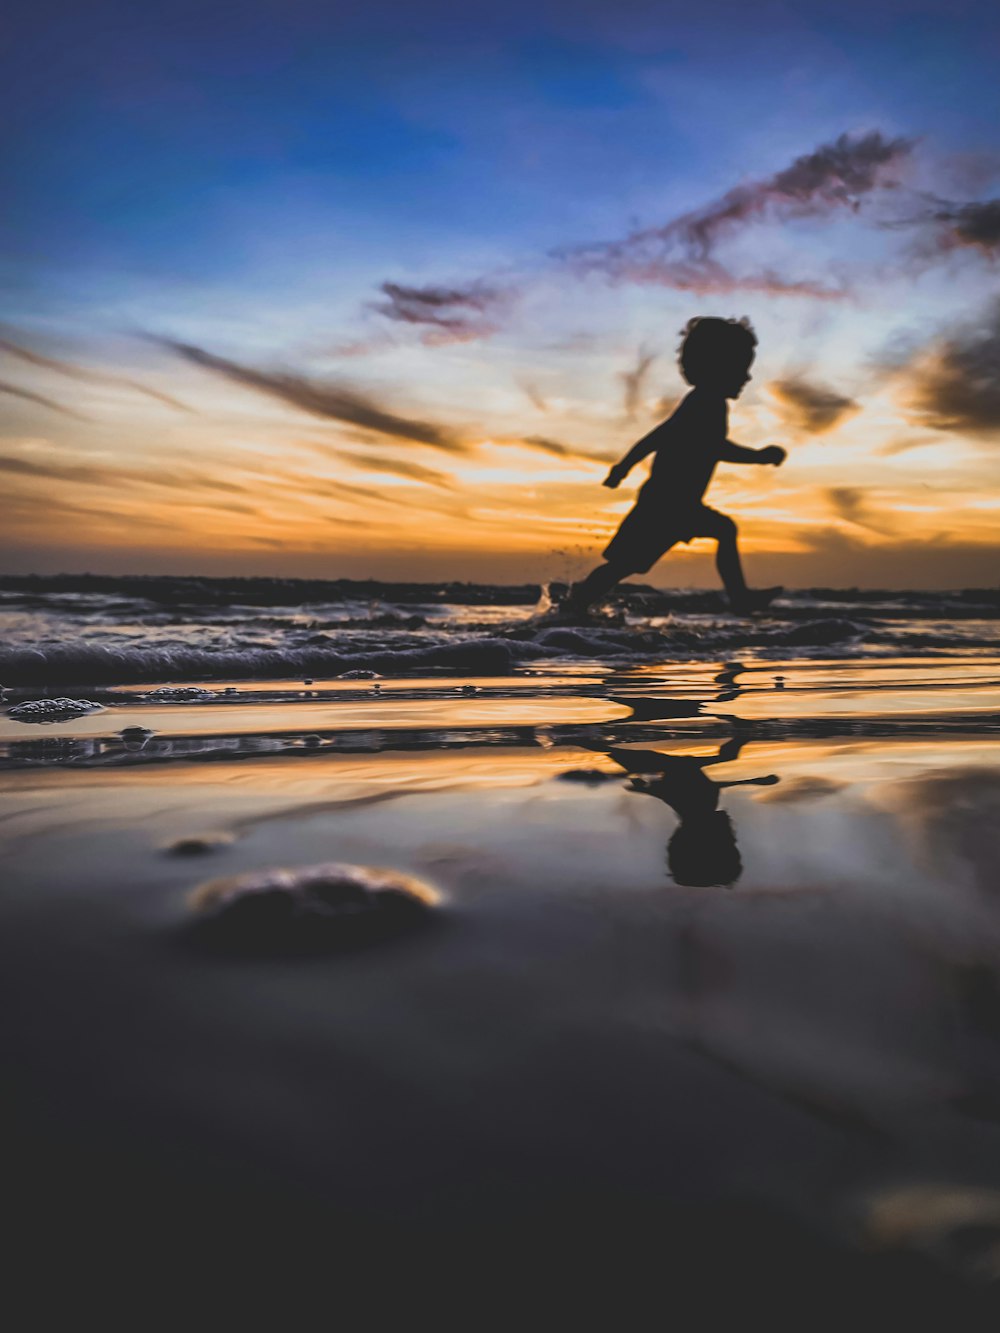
[609, 735, 778, 887]
[565, 317, 785, 616]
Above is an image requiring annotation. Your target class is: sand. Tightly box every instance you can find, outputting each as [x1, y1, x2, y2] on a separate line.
[2, 656, 1000, 1322]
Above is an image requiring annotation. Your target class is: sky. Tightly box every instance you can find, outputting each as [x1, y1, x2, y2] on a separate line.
[2, 0, 1000, 587]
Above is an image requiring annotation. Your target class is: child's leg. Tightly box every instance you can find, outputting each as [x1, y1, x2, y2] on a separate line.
[712, 516, 750, 605]
[566, 560, 632, 611]
[710, 513, 780, 612]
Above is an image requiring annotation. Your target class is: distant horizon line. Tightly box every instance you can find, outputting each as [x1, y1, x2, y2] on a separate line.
[1, 571, 997, 595]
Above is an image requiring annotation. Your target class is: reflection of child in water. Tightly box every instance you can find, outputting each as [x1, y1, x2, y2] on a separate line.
[609, 736, 778, 888]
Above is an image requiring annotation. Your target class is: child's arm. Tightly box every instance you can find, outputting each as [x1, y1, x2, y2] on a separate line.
[719, 441, 786, 465]
[603, 420, 673, 488]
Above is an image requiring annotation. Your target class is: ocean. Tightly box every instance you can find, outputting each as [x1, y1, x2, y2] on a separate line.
[3, 572, 1000, 1319]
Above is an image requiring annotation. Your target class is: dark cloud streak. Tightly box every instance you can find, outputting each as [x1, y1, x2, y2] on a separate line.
[769, 377, 859, 434]
[0, 453, 249, 495]
[824, 486, 893, 534]
[0, 379, 89, 420]
[906, 299, 1000, 439]
[336, 451, 456, 489]
[151, 338, 468, 453]
[372, 281, 509, 344]
[0, 334, 192, 411]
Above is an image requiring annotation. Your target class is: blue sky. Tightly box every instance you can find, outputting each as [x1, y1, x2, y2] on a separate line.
[2, 0, 1000, 584]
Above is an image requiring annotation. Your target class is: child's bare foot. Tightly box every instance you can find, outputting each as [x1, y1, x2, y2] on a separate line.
[729, 586, 782, 616]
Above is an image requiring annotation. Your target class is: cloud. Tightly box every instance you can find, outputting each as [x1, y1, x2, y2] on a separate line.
[0, 451, 249, 495]
[562, 130, 913, 295]
[514, 435, 616, 464]
[769, 377, 859, 434]
[823, 487, 893, 534]
[527, 437, 621, 467]
[519, 434, 577, 458]
[1, 486, 177, 530]
[337, 450, 456, 489]
[620, 346, 658, 418]
[0, 333, 192, 411]
[371, 281, 510, 344]
[0, 379, 89, 420]
[520, 381, 549, 412]
[904, 299, 1000, 438]
[881, 195, 1000, 261]
[151, 338, 468, 453]
[929, 198, 1000, 256]
[876, 435, 940, 457]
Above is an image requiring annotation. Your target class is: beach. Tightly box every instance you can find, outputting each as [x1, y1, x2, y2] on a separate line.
[3, 578, 1000, 1321]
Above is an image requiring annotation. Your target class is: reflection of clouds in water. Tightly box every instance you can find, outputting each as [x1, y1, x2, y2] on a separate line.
[875, 765, 1000, 897]
[859, 1183, 1000, 1282]
[751, 774, 846, 804]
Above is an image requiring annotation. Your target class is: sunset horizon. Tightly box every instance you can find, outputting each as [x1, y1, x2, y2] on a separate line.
[4, 3, 999, 589]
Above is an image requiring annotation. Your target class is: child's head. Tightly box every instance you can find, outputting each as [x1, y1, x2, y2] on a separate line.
[679, 316, 757, 397]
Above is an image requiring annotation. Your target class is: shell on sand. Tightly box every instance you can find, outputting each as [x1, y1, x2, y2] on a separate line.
[188, 861, 439, 955]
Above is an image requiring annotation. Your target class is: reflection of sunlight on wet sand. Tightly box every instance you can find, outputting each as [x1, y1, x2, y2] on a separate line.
[0, 745, 628, 846]
[726, 683, 1000, 719]
[0, 694, 632, 741]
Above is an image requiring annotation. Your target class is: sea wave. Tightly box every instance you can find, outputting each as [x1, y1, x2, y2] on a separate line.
[1, 575, 998, 685]
[1, 618, 999, 685]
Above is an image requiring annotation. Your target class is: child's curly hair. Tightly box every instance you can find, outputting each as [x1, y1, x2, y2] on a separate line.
[679, 316, 757, 386]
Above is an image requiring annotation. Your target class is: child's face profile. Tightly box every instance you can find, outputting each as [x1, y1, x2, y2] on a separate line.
[694, 350, 754, 398]
[722, 353, 754, 399]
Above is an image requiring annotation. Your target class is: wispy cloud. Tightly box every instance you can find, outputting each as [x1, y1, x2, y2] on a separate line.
[2, 486, 177, 530]
[151, 337, 468, 452]
[882, 195, 1000, 260]
[769, 377, 860, 434]
[520, 380, 549, 412]
[337, 450, 456, 488]
[824, 486, 893, 533]
[0, 451, 249, 495]
[902, 298, 1000, 439]
[519, 434, 577, 458]
[927, 198, 1000, 256]
[620, 345, 658, 418]
[372, 281, 511, 344]
[561, 131, 913, 295]
[0, 333, 192, 411]
[0, 379, 89, 420]
[511, 435, 615, 464]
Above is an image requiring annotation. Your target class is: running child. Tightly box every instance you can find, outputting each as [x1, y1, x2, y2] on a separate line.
[566, 316, 785, 616]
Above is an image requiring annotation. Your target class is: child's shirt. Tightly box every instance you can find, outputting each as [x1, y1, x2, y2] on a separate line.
[644, 388, 727, 510]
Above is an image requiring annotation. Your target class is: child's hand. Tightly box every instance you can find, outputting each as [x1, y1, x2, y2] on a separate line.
[603, 463, 628, 488]
[759, 446, 786, 466]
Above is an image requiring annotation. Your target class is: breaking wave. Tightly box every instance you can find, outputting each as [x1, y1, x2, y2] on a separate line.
[1, 575, 998, 685]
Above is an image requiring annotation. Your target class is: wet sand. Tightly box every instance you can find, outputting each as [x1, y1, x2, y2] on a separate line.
[3, 658, 1000, 1322]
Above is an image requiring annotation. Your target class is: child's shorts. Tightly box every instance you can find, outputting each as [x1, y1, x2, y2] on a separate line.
[602, 499, 732, 574]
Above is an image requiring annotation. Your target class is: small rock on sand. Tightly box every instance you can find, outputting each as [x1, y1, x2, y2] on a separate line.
[165, 832, 235, 856]
[187, 861, 439, 954]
